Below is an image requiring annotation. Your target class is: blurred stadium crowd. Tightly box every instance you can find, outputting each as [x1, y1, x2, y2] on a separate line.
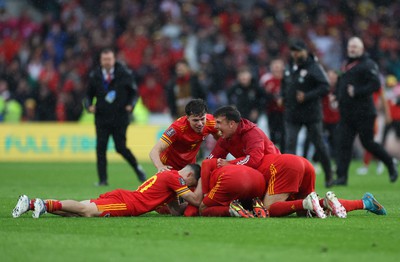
[0, 0, 400, 123]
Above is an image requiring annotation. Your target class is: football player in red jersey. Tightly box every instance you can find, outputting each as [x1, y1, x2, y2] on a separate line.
[12, 164, 203, 218]
[149, 99, 219, 173]
[257, 154, 387, 218]
[198, 159, 266, 217]
[208, 105, 280, 170]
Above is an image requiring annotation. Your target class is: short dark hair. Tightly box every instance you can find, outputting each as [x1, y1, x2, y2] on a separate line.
[188, 163, 201, 180]
[213, 105, 241, 123]
[176, 59, 189, 66]
[100, 47, 116, 55]
[185, 99, 208, 116]
[289, 39, 307, 51]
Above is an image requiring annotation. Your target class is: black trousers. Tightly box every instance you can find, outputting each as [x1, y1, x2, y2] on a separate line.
[303, 122, 338, 163]
[336, 116, 394, 183]
[267, 111, 285, 152]
[382, 121, 400, 145]
[95, 121, 138, 183]
[285, 120, 332, 183]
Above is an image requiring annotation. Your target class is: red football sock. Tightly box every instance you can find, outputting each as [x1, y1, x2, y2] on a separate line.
[338, 199, 364, 212]
[319, 199, 364, 212]
[45, 200, 62, 212]
[364, 151, 372, 165]
[200, 206, 230, 217]
[268, 200, 304, 217]
[29, 199, 35, 210]
[184, 204, 199, 217]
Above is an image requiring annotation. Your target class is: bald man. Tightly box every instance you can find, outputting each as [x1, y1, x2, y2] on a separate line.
[333, 37, 398, 185]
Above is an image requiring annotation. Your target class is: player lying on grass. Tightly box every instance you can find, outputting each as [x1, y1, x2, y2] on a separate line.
[12, 164, 202, 218]
[231, 154, 387, 218]
[197, 159, 267, 217]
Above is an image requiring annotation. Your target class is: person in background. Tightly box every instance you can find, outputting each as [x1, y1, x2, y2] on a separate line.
[356, 87, 391, 175]
[227, 66, 265, 123]
[259, 59, 286, 151]
[382, 75, 400, 155]
[85, 47, 146, 186]
[333, 37, 398, 185]
[166, 59, 206, 119]
[280, 39, 333, 188]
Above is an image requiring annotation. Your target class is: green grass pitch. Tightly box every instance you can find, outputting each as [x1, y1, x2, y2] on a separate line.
[0, 161, 399, 262]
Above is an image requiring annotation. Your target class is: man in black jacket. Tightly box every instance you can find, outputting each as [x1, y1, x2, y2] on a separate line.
[166, 59, 206, 119]
[334, 37, 398, 185]
[281, 39, 334, 188]
[85, 48, 146, 186]
[227, 66, 265, 123]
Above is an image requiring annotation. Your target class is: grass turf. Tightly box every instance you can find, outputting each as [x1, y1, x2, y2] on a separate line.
[0, 161, 399, 262]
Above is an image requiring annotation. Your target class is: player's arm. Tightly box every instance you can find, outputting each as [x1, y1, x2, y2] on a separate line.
[207, 139, 228, 159]
[353, 61, 380, 97]
[167, 199, 188, 216]
[84, 73, 96, 113]
[228, 133, 265, 168]
[180, 178, 203, 207]
[201, 159, 217, 194]
[149, 139, 173, 172]
[211, 131, 221, 141]
[303, 64, 329, 102]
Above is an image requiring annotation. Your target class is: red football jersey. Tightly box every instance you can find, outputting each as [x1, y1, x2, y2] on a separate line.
[259, 73, 284, 113]
[389, 100, 400, 120]
[322, 94, 340, 124]
[125, 170, 190, 216]
[208, 118, 280, 169]
[160, 114, 218, 169]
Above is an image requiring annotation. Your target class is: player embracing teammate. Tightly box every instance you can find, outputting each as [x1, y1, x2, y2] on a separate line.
[12, 100, 388, 219]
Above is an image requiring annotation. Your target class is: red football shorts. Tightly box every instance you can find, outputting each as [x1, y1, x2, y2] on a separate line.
[91, 189, 132, 217]
[202, 166, 266, 207]
[263, 154, 315, 200]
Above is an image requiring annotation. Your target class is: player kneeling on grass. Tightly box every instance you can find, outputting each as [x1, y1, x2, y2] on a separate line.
[242, 153, 387, 219]
[198, 158, 268, 218]
[12, 164, 203, 218]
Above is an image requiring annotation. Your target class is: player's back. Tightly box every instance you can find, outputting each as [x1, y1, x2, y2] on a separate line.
[126, 171, 186, 216]
[210, 165, 266, 198]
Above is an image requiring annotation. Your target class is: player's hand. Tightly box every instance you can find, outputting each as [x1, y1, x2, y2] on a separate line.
[296, 91, 305, 103]
[217, 158, 229, 167]
[157, 165, 173, 173]
[347, 84, 354, 97]
[277, 97, 283, 107]
[125, 105, 133, 112]
[88, 105, 96, 113]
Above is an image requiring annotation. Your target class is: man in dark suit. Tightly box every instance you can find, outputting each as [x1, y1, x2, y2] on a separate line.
[85, 48, 146, 186]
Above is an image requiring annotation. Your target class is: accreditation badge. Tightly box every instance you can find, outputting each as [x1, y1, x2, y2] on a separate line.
[105, 90, 116, 103]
